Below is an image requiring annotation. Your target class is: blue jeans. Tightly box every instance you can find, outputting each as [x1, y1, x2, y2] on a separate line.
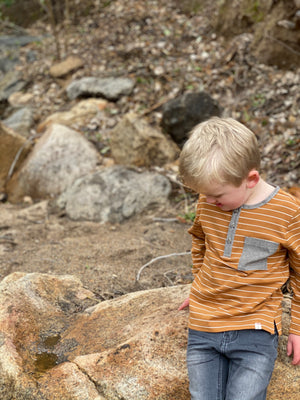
[187, 328, 278, 400]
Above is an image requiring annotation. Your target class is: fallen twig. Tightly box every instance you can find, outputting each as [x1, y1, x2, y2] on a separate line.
[136, 251, 191, 281]
[164, 172, 192, 215]
[164, 270, 176, 286]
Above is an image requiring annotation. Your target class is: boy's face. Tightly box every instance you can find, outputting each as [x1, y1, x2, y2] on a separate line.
[197, 180, 251, 212]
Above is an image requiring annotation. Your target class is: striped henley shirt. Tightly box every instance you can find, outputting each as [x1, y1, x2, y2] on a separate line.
[188, 186, 300, 335]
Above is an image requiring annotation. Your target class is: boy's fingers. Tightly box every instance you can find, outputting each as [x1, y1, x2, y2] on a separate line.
[287, 334, 300, 365]
[292, 353, 300, 365]
[291, 347, 300, 365]
[178, 298, 189, 310]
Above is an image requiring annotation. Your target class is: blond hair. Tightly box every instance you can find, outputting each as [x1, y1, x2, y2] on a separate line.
[179, 117, 261, 190]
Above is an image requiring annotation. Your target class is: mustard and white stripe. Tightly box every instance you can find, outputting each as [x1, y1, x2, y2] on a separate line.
[188, 188, 300, 335]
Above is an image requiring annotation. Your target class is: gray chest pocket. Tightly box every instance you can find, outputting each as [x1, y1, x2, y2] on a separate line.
[238, 237, 278, 271]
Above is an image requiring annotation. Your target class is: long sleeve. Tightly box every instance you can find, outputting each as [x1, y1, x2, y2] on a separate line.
[188, 196, 206, 277]
[286, 207, 300, 335]
[186, 188, 300, 335]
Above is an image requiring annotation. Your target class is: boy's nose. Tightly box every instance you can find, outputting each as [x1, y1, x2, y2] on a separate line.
[206, 196, 216, 204]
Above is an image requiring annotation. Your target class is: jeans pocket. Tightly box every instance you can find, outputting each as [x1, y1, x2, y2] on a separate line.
[238, 237, 278, 271]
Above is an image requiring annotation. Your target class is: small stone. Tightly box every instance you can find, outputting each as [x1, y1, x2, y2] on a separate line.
[49, 56, 84, 78]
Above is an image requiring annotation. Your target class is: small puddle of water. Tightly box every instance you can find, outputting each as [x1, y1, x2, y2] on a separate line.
[43, 334, 61, 348]
[33, 334, 61, 375]
[34, 352, 59, 374]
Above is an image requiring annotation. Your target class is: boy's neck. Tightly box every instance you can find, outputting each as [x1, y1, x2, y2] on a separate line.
[245, 179, 275, 205]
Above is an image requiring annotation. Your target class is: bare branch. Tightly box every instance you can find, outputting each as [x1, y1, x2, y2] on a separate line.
[136, 251, 191, 281]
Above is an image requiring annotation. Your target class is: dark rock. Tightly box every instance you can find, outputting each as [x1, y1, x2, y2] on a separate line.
[161, 92, 222, 147]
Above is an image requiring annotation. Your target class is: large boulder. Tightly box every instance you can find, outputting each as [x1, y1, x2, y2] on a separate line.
[0, 272, 190, 400]
[109, 113, 180, 167]
[0, 273, 298, 400]
[0, 122, 32, 194]
[6, 123, 101, 202]
[160, 92, 222, 147]
[0, 272, 99, 400]
[56, 165, 172, 222]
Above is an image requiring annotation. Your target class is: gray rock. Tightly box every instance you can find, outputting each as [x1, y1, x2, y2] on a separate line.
[2, 106, 33, 137]
[66, 76, 135, 101]
[0, 53, 19, 73]
[0, 34, 42, 74]
[57, 165, 171, 222]
[0, 70, 26, 102]
[0, 35, 43, 48]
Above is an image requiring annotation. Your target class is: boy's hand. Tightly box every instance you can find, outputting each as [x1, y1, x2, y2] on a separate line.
[287, 333, 300, 365]
[178, 297, 189, 310]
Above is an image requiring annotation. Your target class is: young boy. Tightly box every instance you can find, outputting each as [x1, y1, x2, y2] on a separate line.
[178, 117, 300, 400]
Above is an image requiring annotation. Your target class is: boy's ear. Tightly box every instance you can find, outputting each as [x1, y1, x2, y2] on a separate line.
[246, 170, 260, 188]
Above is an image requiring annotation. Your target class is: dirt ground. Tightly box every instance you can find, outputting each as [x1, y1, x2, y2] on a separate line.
[0, 197, 194, 303]
[1, 0, 299, 305]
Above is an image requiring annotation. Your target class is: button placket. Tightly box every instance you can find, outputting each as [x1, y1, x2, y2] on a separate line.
[223, 208, 241, 257]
